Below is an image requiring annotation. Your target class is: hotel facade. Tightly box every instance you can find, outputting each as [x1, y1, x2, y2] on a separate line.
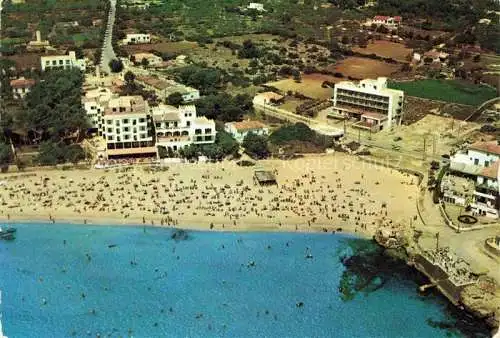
[329, 77, 404, 132]
[40, 51, 86, 72]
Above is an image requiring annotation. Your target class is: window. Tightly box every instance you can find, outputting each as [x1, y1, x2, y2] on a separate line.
[107, 128, 112, 133]
[124, 135, 130, 140]
[52, 60, 57, 65]
[139, 118, 146, 123]
[107, 136, 113, 141]
[59, 60, 64, 65]
[107, 120, 112, 125]
[485, 161, 489, 167]
[140, 133, 146, 139]
[205, 128, 212, 134]
[112, 108, 117, 112]
[116, 128, 120, 134]
[195, 129, 202, 135]
[66, 60, 70, 64]
[140, 126, 146, 131]
[474, 159, 479, 165]
[123, 119, 129, 124]
[117, 136, 121, 142]
[156, 122, 161, 128]
[205, 135, 212, 141]
[196, 136, 203, 141]
[115, 120, 120, 126]
[187, 121, 191, 127]
[124, 127, 130, 132]
[132, 119, 137, 125]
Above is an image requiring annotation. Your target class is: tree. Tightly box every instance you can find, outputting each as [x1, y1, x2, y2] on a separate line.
[0, 143, 12, 171]
[166, 92, 184, 106]
[22, 69, 89, 143]
[124, 71, 135, 84]
[216, 130, 239, 158]
[242, 133, 269, 159]
[109, 59, 123, 73]
[141, 58, 150, 67]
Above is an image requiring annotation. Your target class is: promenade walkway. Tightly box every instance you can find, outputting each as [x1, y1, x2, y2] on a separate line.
[100, 0, 118, 74]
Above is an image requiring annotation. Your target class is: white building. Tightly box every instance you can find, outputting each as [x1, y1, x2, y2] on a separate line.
[40, 51, 86, 72]
[225, 120, 269, 143]
[132, 52, 162, 66]
[121, 33, 151, 45]
[369, 15, 402, 28]
[329, 77, 404, 132]
[26, 30, 51, 51]
[102, 96, 156, 158]
[152, 104, 216, 153]
[247, 3, 265, 11]
[10, 77, 36, 99]
[83, 87, 115, 133]
[136, 75, 200, 102]
[448, 141, 500, 218]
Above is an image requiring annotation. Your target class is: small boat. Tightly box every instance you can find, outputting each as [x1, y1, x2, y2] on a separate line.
[0, 227, 16, 241]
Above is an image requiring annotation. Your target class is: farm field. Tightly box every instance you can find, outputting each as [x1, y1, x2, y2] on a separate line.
[265, 74, 339, 100]
[3, 54, 43, 71]
[352, 40, 412, 62]
[388, 79, 497, 106]
[328, 57, 399, 79]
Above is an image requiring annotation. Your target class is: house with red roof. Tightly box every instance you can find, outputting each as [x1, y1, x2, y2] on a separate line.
[224, 120, 269, 143]
[10, 77, 36, 99]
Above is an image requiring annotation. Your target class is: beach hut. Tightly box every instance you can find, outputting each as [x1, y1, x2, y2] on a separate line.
[253, 169, 277, 186]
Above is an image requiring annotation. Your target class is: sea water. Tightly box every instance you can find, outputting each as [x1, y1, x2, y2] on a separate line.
[0, 223, 491, 338]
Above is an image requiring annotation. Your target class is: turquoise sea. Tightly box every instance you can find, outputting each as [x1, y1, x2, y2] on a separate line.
[0, 223, 491, 338]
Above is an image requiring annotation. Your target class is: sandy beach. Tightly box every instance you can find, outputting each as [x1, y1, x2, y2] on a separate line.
[0, 154, 419, 236]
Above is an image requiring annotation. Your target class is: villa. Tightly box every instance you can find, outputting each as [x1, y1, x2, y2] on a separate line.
[225, 120, 269, 143]
[328, 77, 404, 132]
[136, 75, 200, 102]
[121, 33, 151, 45]
[368, 15, 402, 28]
[445, 140, 500, 218]
[152, 104, 216, 153]
[40, 51, 86, 72]
[10, 77, 36, 99]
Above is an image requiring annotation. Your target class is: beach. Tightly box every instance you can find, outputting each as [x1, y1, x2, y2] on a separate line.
[0, 154, 419, 236]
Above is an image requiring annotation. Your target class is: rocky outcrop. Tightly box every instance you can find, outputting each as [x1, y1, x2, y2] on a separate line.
[460, 277, 500, 332]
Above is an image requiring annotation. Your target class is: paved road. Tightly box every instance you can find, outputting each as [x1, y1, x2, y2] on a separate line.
[100, 0, 117, 74]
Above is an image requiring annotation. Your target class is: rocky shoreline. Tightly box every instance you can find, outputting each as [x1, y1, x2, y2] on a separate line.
[374, 229, 500, 336]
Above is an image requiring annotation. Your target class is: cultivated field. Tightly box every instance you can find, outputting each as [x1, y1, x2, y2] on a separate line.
[389, 79, 497, 106]
[123, 41, 198, 55]
[329, 57, 400, 79]
[352, 40, 412, 62]
[4, 54, 43, 70]
[265, 74, 339, 100]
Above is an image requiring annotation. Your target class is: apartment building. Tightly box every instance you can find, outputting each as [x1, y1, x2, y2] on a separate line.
[83, 87, 115, 134]
[329, 77, 404, 132]
[121, 33, 151, 45]
[136, 75, 200, 102]
[10, 77, 36, 99]
[102, 96, 156, 158]
[152, 104, 216, 153]
[446, 141, 500, 218]
[40, 51, 86, 72]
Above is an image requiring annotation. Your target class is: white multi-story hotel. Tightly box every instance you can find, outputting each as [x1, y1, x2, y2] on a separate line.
[102, 96, 156, 158]
[445, 141, 500, 218]
[40, 51, 86, 72]
[152, 104, 216, 153]
[329, 77, 404, 132]
[83, 87, 115, 134]
[121, 33, 151, 45]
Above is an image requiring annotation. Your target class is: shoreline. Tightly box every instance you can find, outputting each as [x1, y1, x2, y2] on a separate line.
[0, 215, 374, 239]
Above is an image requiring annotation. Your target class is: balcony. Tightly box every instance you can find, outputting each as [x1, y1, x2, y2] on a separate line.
[474, 190, 496, 200]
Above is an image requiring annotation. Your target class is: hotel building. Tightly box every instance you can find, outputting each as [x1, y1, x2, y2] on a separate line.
[152, 104, 216, 153]
[329, 77, 404, 132]
[40, 51, 86, 72]
[445, 141, 500, 218]
[102, 96, 156, 158]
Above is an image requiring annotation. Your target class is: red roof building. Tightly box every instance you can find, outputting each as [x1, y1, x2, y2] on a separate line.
[10, 77, 36, 99]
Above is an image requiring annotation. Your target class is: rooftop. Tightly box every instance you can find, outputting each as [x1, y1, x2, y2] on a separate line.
[480, 160, 500, 179]
[229, 120, 267, 132]
[10, 77, 36, 88]
[469, 141, 500, 155]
